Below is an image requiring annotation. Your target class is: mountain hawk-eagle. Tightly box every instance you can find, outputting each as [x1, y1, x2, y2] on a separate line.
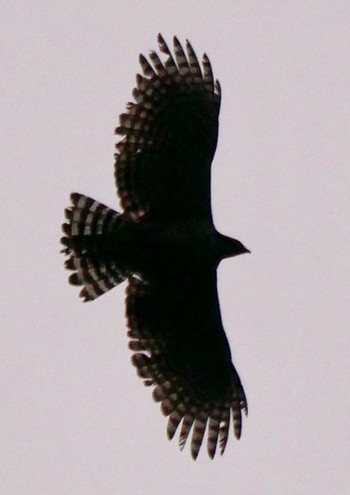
[61, 34, 249, 459]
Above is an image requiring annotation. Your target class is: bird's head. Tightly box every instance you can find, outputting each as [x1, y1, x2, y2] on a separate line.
[217, 234, 250, 260]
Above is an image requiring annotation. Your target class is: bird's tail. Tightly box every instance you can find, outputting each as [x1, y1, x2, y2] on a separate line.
[61, 193, 128, 301]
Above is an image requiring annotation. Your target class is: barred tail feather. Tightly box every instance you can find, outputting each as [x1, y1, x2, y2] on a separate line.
[61, 193, 127, 301]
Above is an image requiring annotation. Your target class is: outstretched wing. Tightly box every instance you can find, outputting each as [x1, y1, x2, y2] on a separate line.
[115, 34, 221, 224]
[126, 267, 247, 459]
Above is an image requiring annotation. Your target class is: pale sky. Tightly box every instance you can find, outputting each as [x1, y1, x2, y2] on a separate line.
[2, 1, 350, 494]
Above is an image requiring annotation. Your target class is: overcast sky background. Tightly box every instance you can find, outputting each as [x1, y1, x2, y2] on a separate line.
[2, 1, 350, 494]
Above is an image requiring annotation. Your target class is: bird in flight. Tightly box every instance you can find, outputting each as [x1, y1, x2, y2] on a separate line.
[61, 34, 249, 459]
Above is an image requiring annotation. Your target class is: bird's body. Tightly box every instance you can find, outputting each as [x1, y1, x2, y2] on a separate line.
[61, 35, 249, 459]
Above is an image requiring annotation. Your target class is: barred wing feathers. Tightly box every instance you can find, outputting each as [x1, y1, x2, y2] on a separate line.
[126, 270, 247, 459]
[115, 34, 221, 223]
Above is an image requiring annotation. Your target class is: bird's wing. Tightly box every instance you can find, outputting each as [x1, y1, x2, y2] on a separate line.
[115, 34, 221, 225]
[126, 267, 247, 459]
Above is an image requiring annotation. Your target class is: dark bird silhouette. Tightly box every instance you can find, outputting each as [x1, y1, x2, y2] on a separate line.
[61, 35, 249, 459]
